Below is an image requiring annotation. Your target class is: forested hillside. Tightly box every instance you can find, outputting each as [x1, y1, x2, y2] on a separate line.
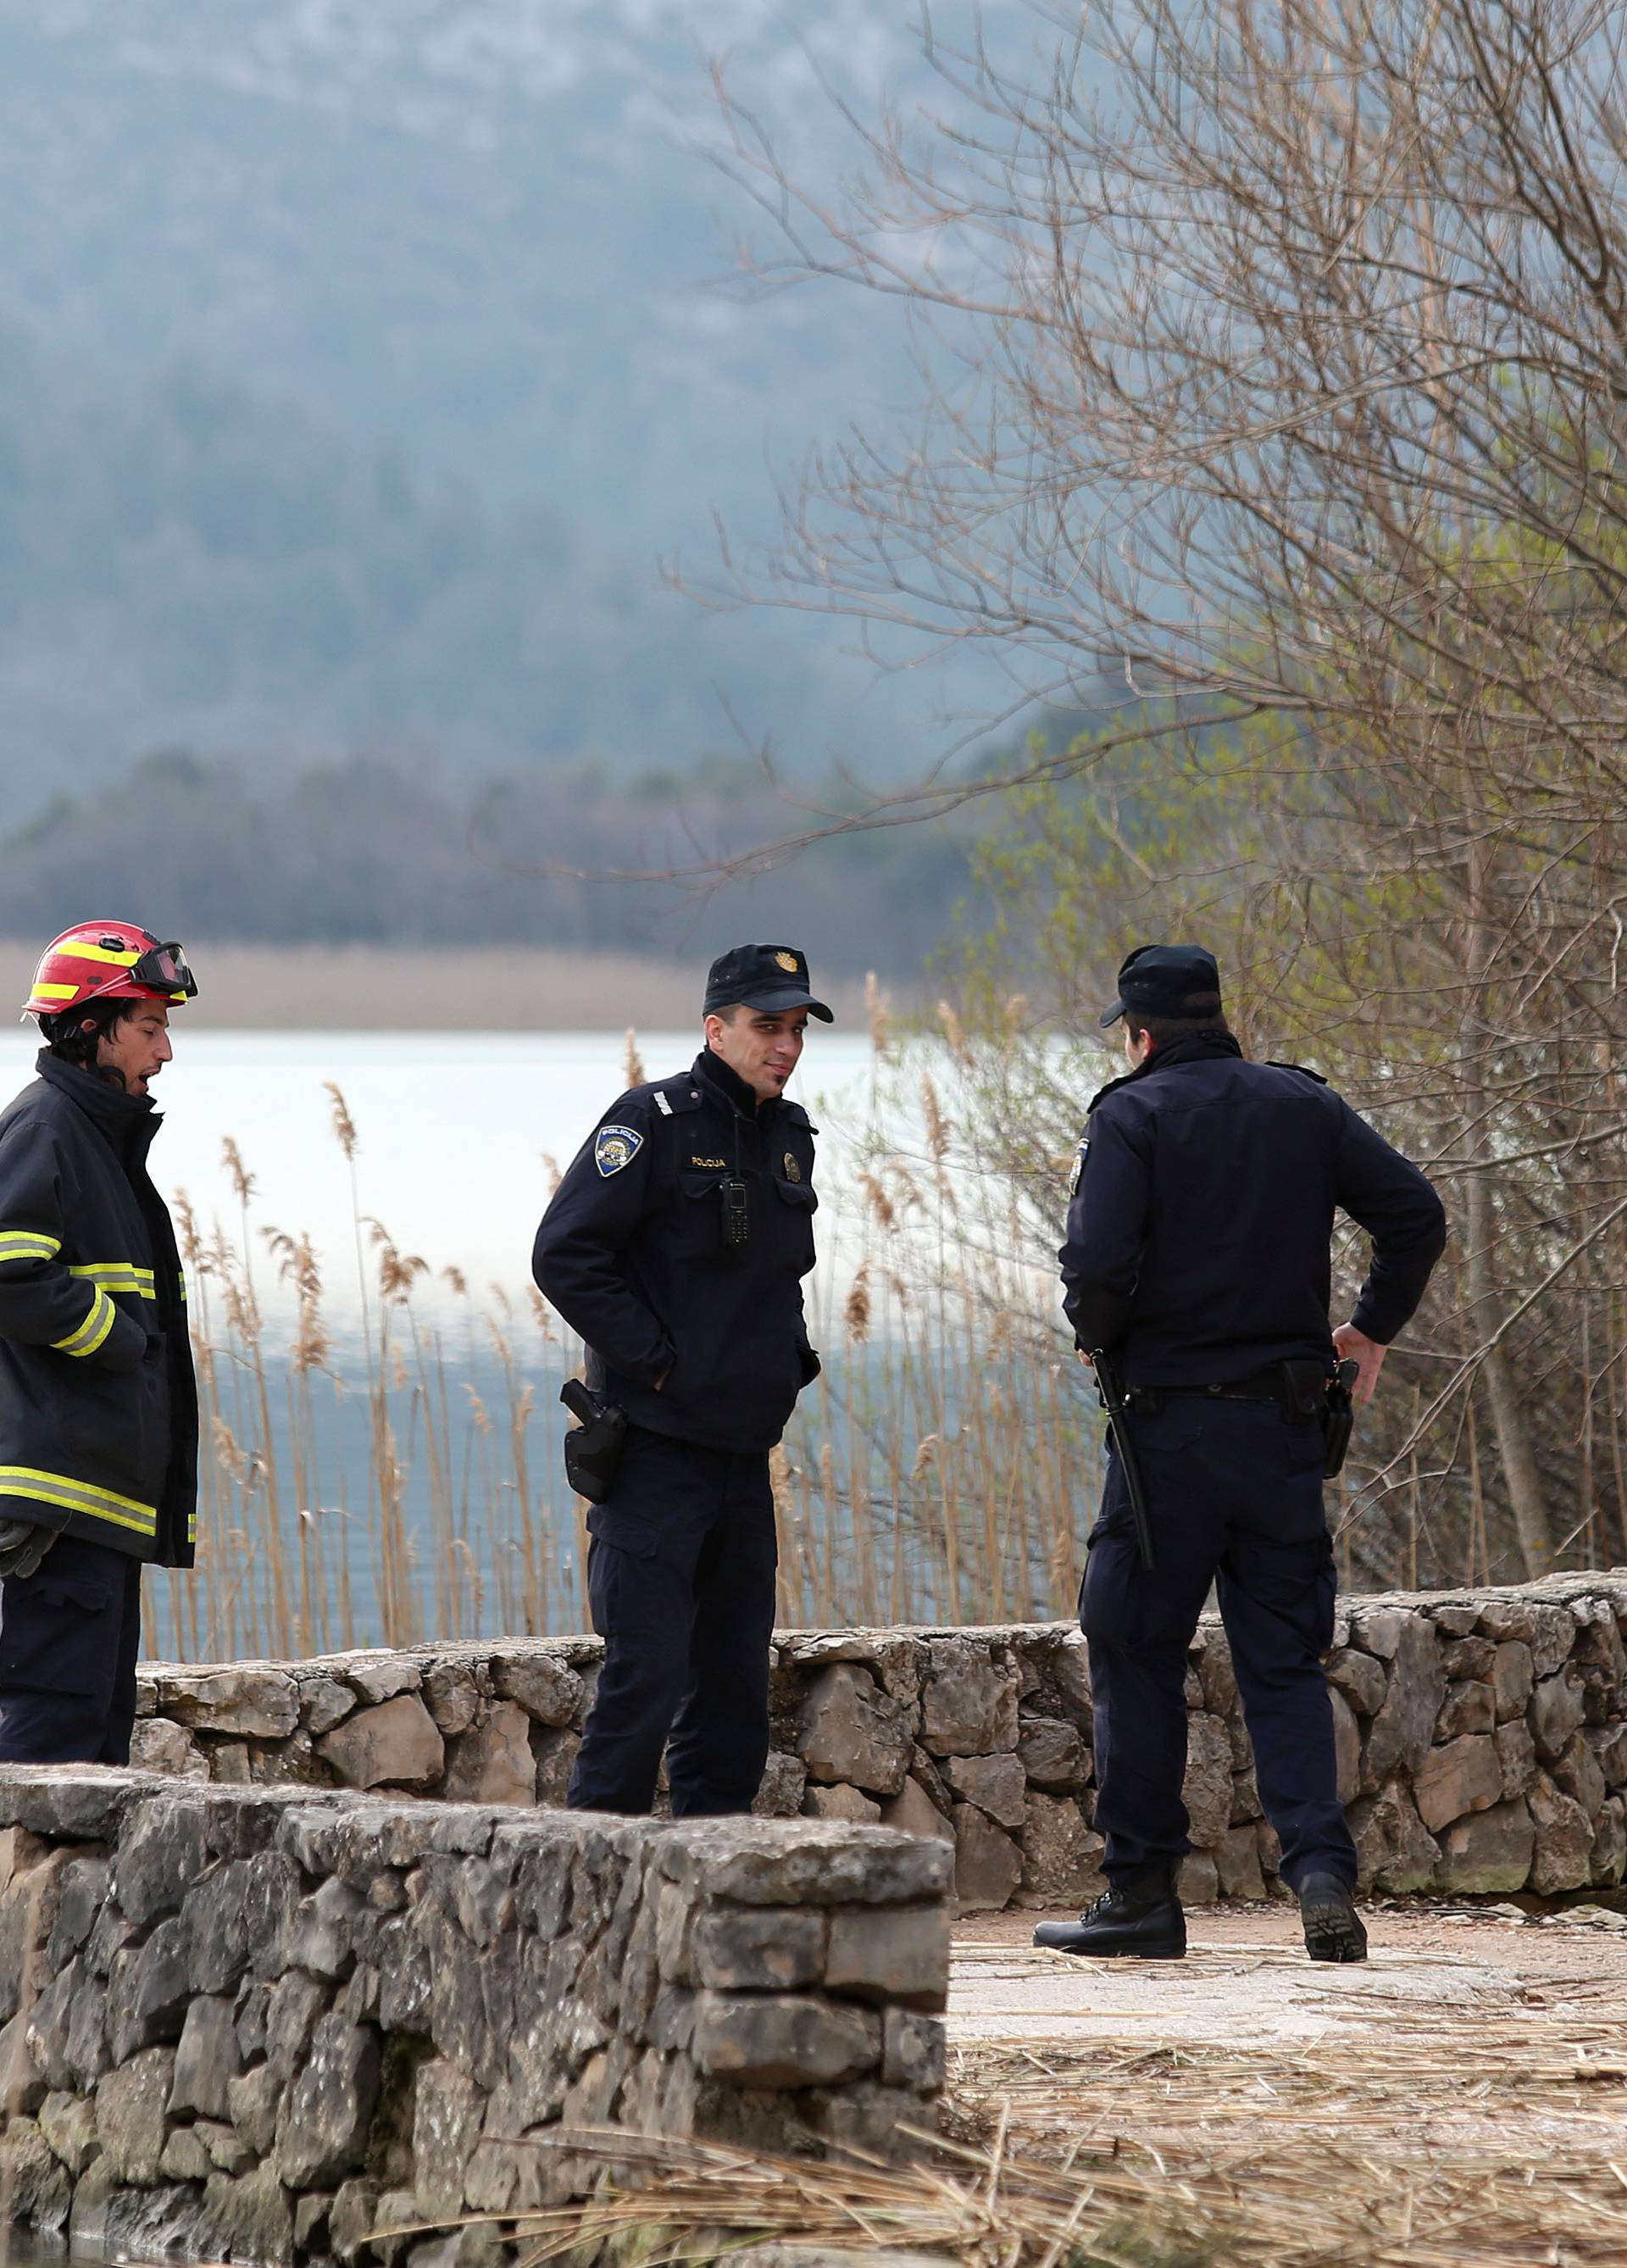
[0, 747, 982, 973]
[0, 1, 1019, 792]
[0, 325, 895, 787]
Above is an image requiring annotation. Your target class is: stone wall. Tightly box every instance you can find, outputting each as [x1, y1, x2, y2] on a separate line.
[128, 1571, 1627, 1907]
[0, 1772, 951, 2265]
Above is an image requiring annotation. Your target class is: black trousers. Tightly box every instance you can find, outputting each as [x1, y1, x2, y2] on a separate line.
[1080, 1394, 1357, 1893]
[0, 1534, 143, 1765]
[569, 1424, 778, 1816]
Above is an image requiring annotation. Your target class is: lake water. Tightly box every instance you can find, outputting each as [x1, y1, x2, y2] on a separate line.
[0, 1027, 886, 1325]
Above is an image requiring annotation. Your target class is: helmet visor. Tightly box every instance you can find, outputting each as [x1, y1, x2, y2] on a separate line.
[130, 941, 197, 999]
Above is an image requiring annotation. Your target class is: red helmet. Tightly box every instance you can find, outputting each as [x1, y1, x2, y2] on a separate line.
[22, 923, 198, 1020]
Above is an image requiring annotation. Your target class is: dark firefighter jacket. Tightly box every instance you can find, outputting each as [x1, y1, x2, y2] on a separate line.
[1059, 1034, 1447, 1386]
[534, 1049, 820, 1454]
[0, 1053, 198, 1565]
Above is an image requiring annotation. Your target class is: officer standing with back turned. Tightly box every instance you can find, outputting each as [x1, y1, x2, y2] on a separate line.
[533, 944, 829, 1815]
[1037, 946, 1446, 1965]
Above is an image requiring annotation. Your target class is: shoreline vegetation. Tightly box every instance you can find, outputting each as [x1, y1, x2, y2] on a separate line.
[141, 987, 1627, 1664]
[0, 942, 883, 1033]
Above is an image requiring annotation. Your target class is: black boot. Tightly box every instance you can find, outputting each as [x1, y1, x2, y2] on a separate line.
[1032, 1870, 1186, 1959]
[1297, 1871, 1367, 1962]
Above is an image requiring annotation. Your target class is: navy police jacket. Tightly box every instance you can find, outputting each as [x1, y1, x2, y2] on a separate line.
[534, 1049, 820, 1454]
[0, 1053, 198, 1565]
[1059, 1034, 1446, 1386]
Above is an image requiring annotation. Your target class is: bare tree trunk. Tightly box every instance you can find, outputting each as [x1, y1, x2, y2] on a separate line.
[1463, 830, 1551, 1577]
[1463, 1167, 1552, 1576]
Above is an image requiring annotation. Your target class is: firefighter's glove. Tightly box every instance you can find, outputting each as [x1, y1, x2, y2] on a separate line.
[0, 1520, 55, 1580]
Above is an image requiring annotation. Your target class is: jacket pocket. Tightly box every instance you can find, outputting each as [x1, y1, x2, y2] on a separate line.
[675, 1175, 730, 1262]
[79, 1331, 170, 1516]
[586, 1504, 661, 1559]
[773, 1176, 818, 1272]
[84, 1298, 147, 1377]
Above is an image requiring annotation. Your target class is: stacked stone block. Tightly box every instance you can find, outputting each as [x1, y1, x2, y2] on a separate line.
[127, 1571, 1627, 1907]
[0, 1773, 951, 2265]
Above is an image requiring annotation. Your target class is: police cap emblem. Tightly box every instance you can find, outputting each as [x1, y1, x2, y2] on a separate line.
[594, 1123, 644, 1178]
[775, 950, 798, 974]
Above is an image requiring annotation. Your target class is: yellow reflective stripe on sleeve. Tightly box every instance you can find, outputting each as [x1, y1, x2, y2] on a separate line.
[0, 1231, 62, 1262]
[178, 1272, 187, 1301]
[0, 1466, 157, 1535]
[29, 983, 80, 1000]
[55, 939, 139, 967]
[53, 1287, 115, 1358]
[69, 1263, 156, 1298]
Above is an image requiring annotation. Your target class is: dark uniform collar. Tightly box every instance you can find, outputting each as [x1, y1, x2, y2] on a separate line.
[1087, 1030, 1243, 1112]
[36, 1048, 162, 1165]
[692, 1046, 784, 1121]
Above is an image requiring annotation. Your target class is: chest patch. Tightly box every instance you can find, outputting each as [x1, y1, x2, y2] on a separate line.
[690, 1155, 726, 1170]
[594, 1124, 644, 1177]
[1068, 1137, 1089, 1197]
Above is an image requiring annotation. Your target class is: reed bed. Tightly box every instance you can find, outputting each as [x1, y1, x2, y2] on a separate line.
[151, 1043, 1101, 1662]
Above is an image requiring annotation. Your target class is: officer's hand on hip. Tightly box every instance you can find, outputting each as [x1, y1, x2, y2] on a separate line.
[1332, 1322, 1386, 1404]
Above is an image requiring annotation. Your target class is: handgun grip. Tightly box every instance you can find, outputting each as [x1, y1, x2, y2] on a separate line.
[559, 1377, 597, 1427]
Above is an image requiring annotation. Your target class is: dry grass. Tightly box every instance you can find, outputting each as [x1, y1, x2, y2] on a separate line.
[430, 2126, 1220, 2268]
[436, 2006, 1627, 2268]
[435, 1915, 1627, 2268]
[939, 2026, 1627, 2267]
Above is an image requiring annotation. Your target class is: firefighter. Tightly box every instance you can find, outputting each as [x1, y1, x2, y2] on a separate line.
[0, 923, 201, 1764]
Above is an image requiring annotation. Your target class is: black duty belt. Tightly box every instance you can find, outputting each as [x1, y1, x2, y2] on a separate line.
[1124, 1363, 1329, 1418]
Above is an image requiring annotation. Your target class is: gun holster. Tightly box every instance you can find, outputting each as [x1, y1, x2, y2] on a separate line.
[559, 1379, 629, 1505]
[1319, 1359, 1360, 1480]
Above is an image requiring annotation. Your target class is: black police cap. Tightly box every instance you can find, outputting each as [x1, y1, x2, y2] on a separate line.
[704, 942, 834, 1022]
[1100, 943, 1223, 1027]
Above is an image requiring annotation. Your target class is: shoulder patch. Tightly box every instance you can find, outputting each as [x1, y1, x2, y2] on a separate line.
[1264, 1060, 1329, 1086]
[1067, 1136, 1089, 1197]
[594, 1124, 644, 1177]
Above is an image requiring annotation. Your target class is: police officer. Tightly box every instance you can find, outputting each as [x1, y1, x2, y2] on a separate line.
[0, 922, 201, 1764]
[533, 943, 830, 1815]
[1036, 945, 1445, 1964]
